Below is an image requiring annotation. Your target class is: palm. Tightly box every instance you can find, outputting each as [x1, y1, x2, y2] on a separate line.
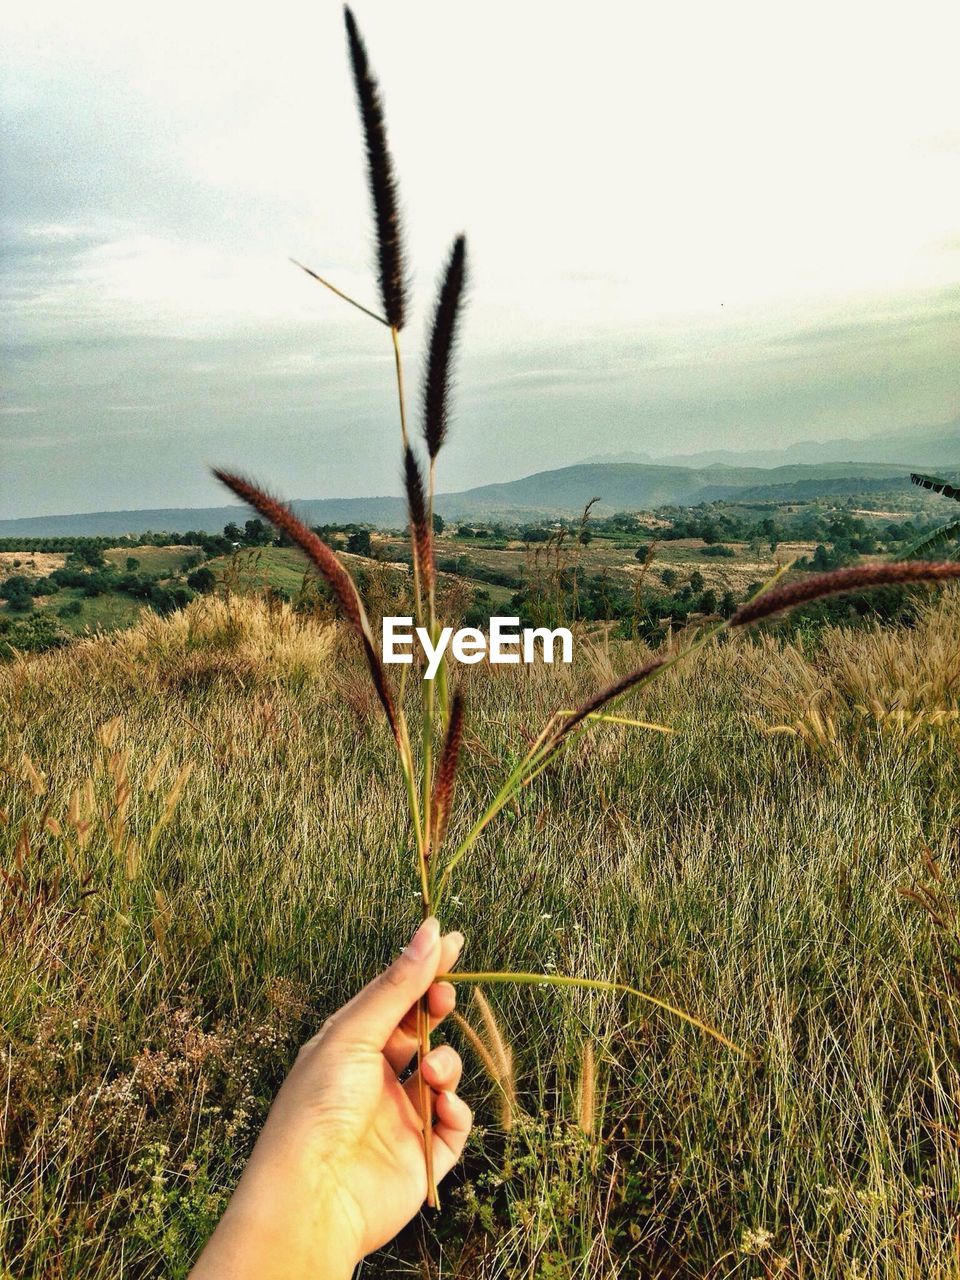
[334, 1055, 437, 1251]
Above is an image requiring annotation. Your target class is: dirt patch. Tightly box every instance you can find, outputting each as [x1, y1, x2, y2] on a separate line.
[0, 551, 67, 578]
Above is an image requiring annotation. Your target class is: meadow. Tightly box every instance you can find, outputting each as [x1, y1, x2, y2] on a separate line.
[2, 588, 959, 1278]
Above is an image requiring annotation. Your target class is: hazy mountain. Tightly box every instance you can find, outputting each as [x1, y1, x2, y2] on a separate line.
[582, 419, 960, 471]
[0, 460, 922, 536]
[432, 461, 913, 521]
[0, 497, 410, 539]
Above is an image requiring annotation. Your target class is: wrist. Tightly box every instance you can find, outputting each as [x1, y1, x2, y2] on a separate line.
[190, 1143, 363, 1280]
[193, 1202, 358, 1280]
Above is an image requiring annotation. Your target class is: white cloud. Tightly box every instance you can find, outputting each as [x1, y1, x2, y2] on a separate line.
[1, 0, 959, 518]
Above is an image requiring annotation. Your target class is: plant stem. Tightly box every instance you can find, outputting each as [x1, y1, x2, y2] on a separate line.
[289, 259, 388, 327]
[391, 326, 410, 450]
[438, 972, 745, 1055]
[387, 316, 437, 1207]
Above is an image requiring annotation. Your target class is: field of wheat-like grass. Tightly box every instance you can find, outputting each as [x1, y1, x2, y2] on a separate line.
[1, 592, 959, 1278]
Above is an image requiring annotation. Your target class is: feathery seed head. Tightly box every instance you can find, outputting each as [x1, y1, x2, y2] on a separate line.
[403, 446, 433, 594]
[731, 562, 960, 628]
[344, 6, 406, 330]
[577, 1039, 596, 1137]
[423, 235, 467, 459]
[432, 692, 465, 845]
[213, 468, 400, 741]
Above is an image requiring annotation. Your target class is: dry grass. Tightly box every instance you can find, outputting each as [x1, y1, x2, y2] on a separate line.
[750, 587, 960, 750]
[84, 593, 336, 691]
[0, 551, 67, 577]
[3, 595, 960, 1277]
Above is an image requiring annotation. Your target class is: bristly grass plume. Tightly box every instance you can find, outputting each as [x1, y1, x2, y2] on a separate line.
[343, 5, 405, 332]
[216, 5, 960, 1209]
[423, 236, 467, 462]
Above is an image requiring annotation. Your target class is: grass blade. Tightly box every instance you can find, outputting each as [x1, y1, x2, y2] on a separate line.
[439, 971, 745, 1056]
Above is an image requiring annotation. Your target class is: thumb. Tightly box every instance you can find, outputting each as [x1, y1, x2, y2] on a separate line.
[331, 917, 442, 1050]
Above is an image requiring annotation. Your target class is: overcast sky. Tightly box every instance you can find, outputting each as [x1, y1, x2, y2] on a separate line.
[2, 0, 958, 519]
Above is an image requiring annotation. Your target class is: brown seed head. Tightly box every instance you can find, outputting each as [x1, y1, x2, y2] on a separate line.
[344, 7, 406, 330]
[731, 561, 960, 627]
[213, 469, 399, 741]
[423, 235, 467, 459]
[432, 692, 465, 845]
[403, 446, 433, 595]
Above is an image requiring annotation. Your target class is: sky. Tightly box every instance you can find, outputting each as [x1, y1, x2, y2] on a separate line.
[1, 0, 958, 519]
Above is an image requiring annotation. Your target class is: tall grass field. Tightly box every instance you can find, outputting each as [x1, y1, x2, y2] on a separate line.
[2, 591, 960, 1277]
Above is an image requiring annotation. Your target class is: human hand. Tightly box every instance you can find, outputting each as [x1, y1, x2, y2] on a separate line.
[189, 918, 470, 1280]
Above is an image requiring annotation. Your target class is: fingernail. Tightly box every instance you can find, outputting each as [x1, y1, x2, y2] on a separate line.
[449, 931, 465, 955]
[407, 916, 440, 960]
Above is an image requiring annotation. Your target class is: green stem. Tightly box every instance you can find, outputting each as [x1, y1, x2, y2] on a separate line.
[289, 259, 388, 327]
[391, 325, 410, 450]
[421, 667, 435, 872]
[439, 971, 745, 1056]
[434, 746, 539, 901]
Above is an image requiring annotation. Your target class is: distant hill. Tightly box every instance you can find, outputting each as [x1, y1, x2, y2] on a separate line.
[431, 461, 914, 521]
[0, 460, 920, 536]
[583, 419, 960, 471]
[0, 497, 409, 539]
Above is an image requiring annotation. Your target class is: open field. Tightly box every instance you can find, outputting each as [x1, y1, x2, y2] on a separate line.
[0, 551, 67, 577]
[382, 532, 824, 603]
[1, 487, 950, 650]
[2, 592, 960, 1277]
[102, 546, 198, 576]
[54, 590, 148, 634]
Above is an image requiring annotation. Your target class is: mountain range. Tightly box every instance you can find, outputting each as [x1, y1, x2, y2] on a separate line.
[1, 422, 957, 537]
[581, 419, 960, 470]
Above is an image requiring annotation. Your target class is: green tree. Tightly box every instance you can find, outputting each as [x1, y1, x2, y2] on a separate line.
[187, 566, 217, 594]
[73, 544, 106, 568]
[244, 519, 272, 546]
[347, 529, 373, 557]
[719, 590, 737, 618]
[1, 575, 33, 601]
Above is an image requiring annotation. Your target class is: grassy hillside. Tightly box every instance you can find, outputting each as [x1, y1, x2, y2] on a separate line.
[2, 593, 960, 1277]
[437, 461, 914, 522]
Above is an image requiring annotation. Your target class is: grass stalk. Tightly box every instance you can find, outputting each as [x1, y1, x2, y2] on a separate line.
[439, 973, 746, 1055]
[289, 259, 388, 327]
[392, 326, 410, 451]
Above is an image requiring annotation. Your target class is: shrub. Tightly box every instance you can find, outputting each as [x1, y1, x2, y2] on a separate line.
[0, 611, 70, 656]
[0, 575, 33, 601]
[187, 567, 217, 594]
